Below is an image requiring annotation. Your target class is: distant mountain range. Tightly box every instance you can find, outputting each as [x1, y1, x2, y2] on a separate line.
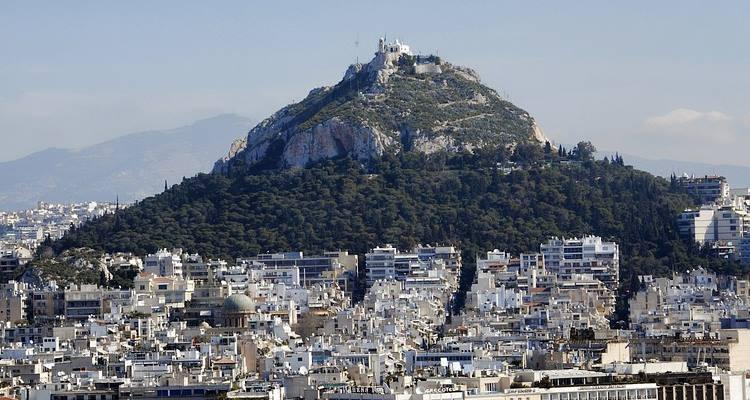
[0, 114, 254, 210]
[598, 151, 750, 188]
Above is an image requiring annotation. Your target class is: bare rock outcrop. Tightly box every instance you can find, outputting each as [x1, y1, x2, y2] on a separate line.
[282, 118, 396, 168]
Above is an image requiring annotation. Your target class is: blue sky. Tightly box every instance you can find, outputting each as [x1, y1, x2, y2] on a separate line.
[1, 1, 748, 164]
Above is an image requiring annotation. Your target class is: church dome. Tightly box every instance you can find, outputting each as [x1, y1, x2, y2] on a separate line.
[223, 293, 254, 314]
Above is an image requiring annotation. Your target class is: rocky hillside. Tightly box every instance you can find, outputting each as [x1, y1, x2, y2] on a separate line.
[214, 41, 547, 173]
[19, 248, 141, 288]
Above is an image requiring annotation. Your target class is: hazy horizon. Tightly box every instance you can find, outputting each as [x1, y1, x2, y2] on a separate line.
[2, 1, 748, 165]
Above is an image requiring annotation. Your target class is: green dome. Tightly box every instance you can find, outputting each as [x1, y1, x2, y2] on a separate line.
[223, 293, 254, 313]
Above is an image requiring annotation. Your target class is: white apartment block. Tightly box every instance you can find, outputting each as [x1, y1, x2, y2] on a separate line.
[246, 263, 301, 286]
[237, 251, 357, 290]
[144, 248, 184, 277]
[678, 205, 749, 245]
[365, 245, 416, 284]
[678, 175, 729, 204]
[133, 272, 194, 307]
[540, 236, 619, 291]
[476, 250, 512, 272]
[365, 244, 461, 286]
[474, 251, 546, 292]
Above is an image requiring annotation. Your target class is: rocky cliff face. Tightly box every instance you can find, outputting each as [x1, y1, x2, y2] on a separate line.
[214, 43, 549, 173]
[282, 118, 396, 167]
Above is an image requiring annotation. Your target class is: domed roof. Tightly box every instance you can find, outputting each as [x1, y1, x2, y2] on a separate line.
[223, 293, 254, 313]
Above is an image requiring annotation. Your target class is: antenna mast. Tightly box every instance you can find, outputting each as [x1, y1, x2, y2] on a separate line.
[354, 33, 360, 64]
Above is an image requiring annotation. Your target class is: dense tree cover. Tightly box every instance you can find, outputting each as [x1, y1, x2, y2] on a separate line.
[50, 149, 747, 321]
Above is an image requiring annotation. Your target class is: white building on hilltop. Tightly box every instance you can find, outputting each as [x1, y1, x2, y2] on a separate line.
[368, 38, 414, 73]
[377, 37, 411, 56]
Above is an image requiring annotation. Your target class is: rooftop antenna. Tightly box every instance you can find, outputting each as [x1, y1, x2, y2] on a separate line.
[354, 33, 359, 64]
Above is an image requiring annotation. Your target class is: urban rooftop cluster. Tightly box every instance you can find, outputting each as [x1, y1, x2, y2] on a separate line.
[0, 233, 748, 400]
[676, 175, 750, 262]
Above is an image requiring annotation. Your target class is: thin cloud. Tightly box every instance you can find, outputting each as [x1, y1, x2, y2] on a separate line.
[636, 108, 745, 161]
[645, 108, 731, 128]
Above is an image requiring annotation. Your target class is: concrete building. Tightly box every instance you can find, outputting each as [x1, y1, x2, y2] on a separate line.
[631, 329, 750, 371]
[0, 248, 31, 279]
[0, 281, 28, 324]
[144, 248, 184, 277]
[678, 205, 748, 246]
[237, 251, 357, 291]
[244, 262, 301, 286]
[678, 175, 729, 204]
[133, 272, 194, 308]
[540, 236, 619, 291]
[365, 244, 461, 286]
[63, 284, 104, 320]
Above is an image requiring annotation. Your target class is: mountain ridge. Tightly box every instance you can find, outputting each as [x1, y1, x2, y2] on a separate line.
[0, 114, 253, 210]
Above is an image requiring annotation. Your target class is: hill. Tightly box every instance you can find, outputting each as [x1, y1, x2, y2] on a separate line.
[213, 40, 547, 173]
[50, 150, 748, 319]
[0, 114, 253, 210]
[44, 41, 747, 321]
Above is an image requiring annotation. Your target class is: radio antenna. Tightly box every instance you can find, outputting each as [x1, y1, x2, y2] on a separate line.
[354, 33, 360, 64]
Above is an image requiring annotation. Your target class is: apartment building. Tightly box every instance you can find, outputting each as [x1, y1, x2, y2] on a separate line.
[237, 251, 357, 290]
[678, 175, 729, 204]
[540, 236, 619, 291]
[144, 248, 184, 277]
[365, 244, 461, 286]
[631, 329, 750, 371]
[678, 205, 749, 245]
